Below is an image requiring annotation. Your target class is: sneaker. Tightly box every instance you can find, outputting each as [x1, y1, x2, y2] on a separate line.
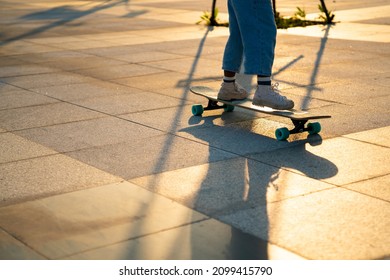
[217, 82, 248, 101]
[252, 83, 294, 110]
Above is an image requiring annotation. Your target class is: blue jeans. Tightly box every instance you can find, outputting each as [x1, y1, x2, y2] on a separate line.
[222, 0, 277, 76]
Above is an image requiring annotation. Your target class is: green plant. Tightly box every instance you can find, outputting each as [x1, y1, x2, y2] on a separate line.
[318, 0, 335, 23]
[275, 7, 319, 29]
[196, 8, 228, 27]
[199, 0, 334, 29]
[294, 7, 306, 20]
[273, 0, 335, 27]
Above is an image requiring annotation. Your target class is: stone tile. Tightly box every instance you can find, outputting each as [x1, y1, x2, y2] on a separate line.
[0, 64, 57, 78]
[13, 50, 96, 64]
[277, 22, 390, 43]
[74, 63, 165, 81]
[219, 188, 390, 259]
[0, 102, 104, 131]
[0, 182, 207, 259]
[331, 5, 390, 22]
[373, 75, 390, 88]
[0, 72, 98, 89]
[0, 41, 62, 56]
[17, 50, 126, 71]
[249, 137, 389, 186]
[0, 133, 56, 163]
[122, 104, 257, 133]
[356, 94, 390, 112]
[308, 103, 390, 137]
[344, 126, 390, 148]
[131, 157, 335, 216]
[0, 154, 120, 206]
[43, 56, 127, 71]
[66, 219, 305, 260]
[0, 82, 20, 93]
[141, 10, 208, 26]
[79, 44, 150, 57]
[73, 91, 189, 115]
[0, 229, 45, 260]
[67, 134, 236, 180]
[171, 42, 225, 58]
[0, 56, 24, 67]
[140, 57, 222, 79]
[92, 35, 160, 47]
[177, 118, 315, 155]
[16, 117, 164, 153]
[283, 80, 388, 107]
[274, 47, 379, 71]
[344, 174, 390, 202]
[0, 89, 58, 110]
[272, 68, 333, 89]
[113, 71, 194, 93]
[43, 40, 119, 51]
[133, 37, 209, 55]
[109, 51, 186, 64]
[31, 80, 139, 102]
[324, 37, 388, 55]
[156, 86, 207, 102]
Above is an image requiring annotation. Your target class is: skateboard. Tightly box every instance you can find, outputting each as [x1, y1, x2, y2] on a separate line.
[190, 86, 331, 141]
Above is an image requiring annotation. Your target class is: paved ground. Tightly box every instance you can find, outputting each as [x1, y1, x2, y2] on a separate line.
[0, 0, 389, 260]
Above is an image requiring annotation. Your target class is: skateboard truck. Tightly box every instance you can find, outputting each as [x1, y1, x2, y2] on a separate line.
[275, 119, 322, 141]
[291, 119, 308, 134]
[204, 99, 224, 111]
[192, 99, 235, 115]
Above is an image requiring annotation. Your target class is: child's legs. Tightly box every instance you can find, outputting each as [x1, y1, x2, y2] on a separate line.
[229, 0, 277, 76]
[222, 0, 243, 74]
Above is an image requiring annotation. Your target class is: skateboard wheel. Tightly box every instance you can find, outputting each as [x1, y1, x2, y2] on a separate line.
[275, 127, 290, 141]
[224, 105, 235, 112]
[192, 104, 204, 116]
[307, 122, 321, 135]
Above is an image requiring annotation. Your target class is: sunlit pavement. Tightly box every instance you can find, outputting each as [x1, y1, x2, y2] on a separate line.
[0, 0, 389, 260]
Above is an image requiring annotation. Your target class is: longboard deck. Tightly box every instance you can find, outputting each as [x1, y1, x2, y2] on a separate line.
[190, 86, 330, 121]
[190, 86, 331, 141]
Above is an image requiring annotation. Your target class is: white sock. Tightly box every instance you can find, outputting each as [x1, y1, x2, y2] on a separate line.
[257, 76, 271, 85]
[223, 75, 236, 83]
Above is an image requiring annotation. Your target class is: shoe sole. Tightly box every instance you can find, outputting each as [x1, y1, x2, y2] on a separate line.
[252, 99, 294, 110]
